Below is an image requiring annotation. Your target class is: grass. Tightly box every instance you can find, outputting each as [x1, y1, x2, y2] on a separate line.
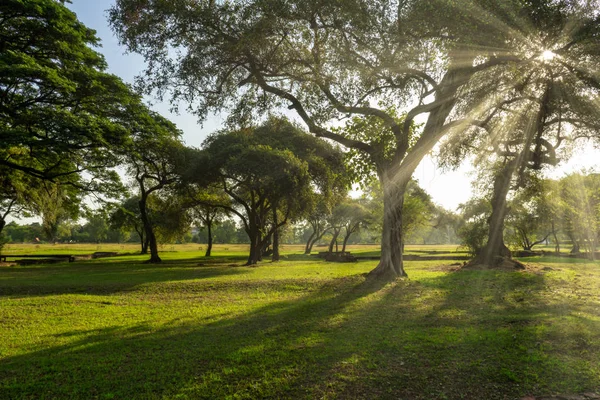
[1, 245, 599, 399]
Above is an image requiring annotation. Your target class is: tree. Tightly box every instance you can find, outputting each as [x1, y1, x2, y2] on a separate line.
[111, 197, 147, 253]
[29, 182, 81, 243]
[558, 173, 600, 257]
[121, 109, 186, 263]
[457, 198, 492, 257]
[506, 183, 554, 252]
[0, 167, 38, 237]
[303, 197, 337, 255]
[110, 0, 562, 279]
[187, 126, 312, 265]
[184, 118, 347, 265]
[338, 201, 373, 253]
[438, 1, 600, 267]
[1, 0, 137, 190]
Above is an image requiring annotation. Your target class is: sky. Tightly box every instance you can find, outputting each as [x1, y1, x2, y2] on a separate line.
[65, 1, 599, 212]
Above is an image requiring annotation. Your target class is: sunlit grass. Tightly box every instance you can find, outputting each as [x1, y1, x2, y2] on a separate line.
[1, 247, 599, 399]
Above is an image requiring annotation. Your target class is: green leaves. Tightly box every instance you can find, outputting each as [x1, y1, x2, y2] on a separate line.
[0, 0, 138, 190]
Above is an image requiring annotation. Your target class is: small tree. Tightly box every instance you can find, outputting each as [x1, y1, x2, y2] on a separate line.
[122, 109, 185, 263]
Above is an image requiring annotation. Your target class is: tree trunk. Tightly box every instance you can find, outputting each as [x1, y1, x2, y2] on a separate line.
[306, 225, 328, 255]
[272, 209, 280, 262]
[476, 160, 515, 266]
[142, 235, 149, 254]
[246, 224, 263, 266]
[341, 231, 351, 253]
[328, 228, 340, 253]
[139, 196, 161, 263]
[0, 219, 6, 255]
[552, 221, 560, 254]
[367, 168, 408, 280]
[205, 218, 213, 257]
[304, 229, 316, 254]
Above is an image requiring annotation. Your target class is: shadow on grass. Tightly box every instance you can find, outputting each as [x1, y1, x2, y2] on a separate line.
[1, 260, 599, 399]
[0, 259, 248, 297]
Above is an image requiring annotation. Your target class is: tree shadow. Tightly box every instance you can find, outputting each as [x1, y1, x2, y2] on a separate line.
[0, 259, 248, 297]
[1, 260, 599, 399]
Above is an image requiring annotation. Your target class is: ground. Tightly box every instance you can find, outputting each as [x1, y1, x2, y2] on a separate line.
[0, 243, 599, 399]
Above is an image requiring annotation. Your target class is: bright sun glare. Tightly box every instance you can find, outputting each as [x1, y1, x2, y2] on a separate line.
[541, 50, 556, 61]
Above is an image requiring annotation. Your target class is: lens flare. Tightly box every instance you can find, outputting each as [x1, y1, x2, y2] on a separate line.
[541, 50, 556, 61]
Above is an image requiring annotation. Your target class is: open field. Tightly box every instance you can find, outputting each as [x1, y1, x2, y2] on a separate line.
[1, 245, 599, 399]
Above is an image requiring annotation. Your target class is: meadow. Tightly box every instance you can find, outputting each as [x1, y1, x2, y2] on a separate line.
[0, 244, 599, 399]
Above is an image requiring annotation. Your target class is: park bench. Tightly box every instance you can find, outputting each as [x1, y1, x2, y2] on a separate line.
[0, 254, 75, 263]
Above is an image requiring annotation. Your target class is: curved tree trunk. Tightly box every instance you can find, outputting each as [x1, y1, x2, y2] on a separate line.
[139, 196, 161, 263]
[477, 161, 515, 266]
[328, 228, 341, 253]
[368, 168, 408, 280]
[304, 229, 316, 254]
[306, 225, 329, 255]
[341, 231, 351, 253]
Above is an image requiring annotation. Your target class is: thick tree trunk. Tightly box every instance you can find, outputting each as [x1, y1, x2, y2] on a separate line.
[139, 196, 161, 263]
[246, 224, 264, 266]
[368, 169, 408, 280]
[477, 161, 515, 266]
[205, 218, 213, 257]
[0, 219, 6, 254]
[142, 236, 149, 254]
[272, 209, 280, 262]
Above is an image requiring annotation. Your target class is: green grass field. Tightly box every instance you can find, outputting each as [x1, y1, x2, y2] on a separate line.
[1, 244, 599, 399]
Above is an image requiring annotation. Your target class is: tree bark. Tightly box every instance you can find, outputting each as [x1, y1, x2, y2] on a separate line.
[272, 209, 280, 262]
[328, 227, 341, 253]
[552, 221, 560, 254]
[205, 217, 213, 257]
[341, 231, 351, 253]
[477, 161, 515, 266]
[304, 229, 316, 254]
[367, 168, 408, 280]
[139, 196, 161, 263]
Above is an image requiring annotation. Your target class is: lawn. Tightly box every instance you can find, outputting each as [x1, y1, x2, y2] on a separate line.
[0, 245, 599, 399]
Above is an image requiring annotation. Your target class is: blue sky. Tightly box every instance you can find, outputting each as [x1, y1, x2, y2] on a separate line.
[67, 1, 223, 149]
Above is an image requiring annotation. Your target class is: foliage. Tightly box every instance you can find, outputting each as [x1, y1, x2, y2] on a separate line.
[557, 172, 600, 254]
[0, 0, 137, 190]
[185, 118, 347, 264]
[458, 197, 491, 256]
[28, 182, 82, 243]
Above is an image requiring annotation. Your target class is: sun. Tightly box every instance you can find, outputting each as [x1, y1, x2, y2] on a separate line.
[541, 50, 556, 61]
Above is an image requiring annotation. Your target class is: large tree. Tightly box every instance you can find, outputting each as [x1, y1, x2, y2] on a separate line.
[1, 0, 138, 190]
[109, 0, 574, 279]
[185, 118, 347, 265]
[122, 109, 186, 263]
[438, 1, 600, 267]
